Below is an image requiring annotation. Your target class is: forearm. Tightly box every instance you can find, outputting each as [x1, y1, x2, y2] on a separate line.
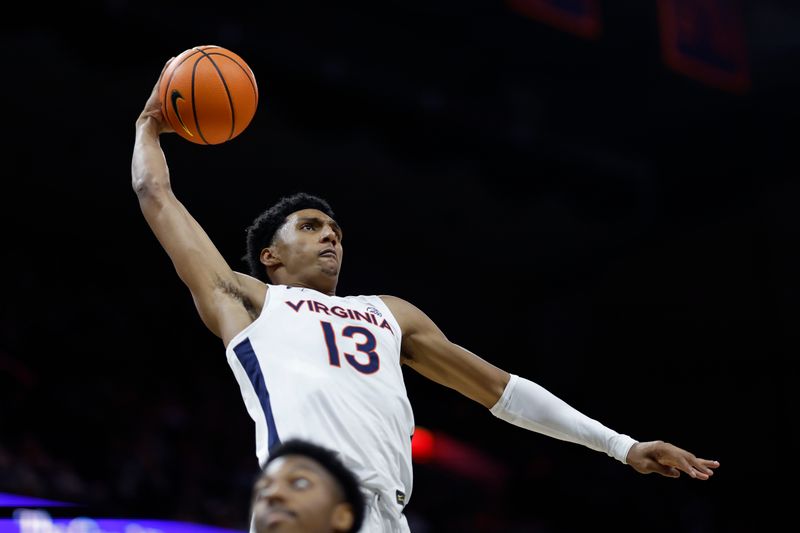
[132, 116, 171, 196]
[490, 374, 637, 463]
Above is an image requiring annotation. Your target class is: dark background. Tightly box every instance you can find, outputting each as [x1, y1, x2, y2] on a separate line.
[1, 1, 797, 531]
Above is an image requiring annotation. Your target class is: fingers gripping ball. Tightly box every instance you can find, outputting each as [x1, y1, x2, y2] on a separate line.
[159, 45, 258, 145]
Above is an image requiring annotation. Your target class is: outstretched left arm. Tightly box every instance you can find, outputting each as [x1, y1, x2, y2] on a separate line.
[380, 295, 510, 408]
[381, 295, 720, 480]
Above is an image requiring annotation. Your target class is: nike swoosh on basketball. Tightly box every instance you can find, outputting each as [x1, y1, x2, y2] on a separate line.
[170, 89, 193, 137]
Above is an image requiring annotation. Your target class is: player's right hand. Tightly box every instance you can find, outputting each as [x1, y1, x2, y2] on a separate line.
[137, 58, 175, 134]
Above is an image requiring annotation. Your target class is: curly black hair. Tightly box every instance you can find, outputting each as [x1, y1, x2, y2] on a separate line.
[242, 192, 336, 282]
[265, 439, 365, 532]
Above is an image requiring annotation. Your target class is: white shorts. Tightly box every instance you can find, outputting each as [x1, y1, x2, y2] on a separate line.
[360, 490, 411, 533]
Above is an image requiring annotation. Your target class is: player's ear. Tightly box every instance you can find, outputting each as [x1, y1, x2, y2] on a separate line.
[260, 247, 281, 267]
[331, 503, 354, 532]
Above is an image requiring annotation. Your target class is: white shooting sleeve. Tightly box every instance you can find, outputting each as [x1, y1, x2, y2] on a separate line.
[490, 374, 638, 463]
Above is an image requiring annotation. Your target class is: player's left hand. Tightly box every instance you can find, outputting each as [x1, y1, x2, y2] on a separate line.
[626, 440, 719, 479]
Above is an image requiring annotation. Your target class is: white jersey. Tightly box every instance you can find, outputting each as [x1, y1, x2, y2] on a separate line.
[225, 283, 415, 512]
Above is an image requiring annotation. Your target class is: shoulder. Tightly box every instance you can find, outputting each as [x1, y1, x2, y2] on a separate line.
[378, 295, 430, 333]
[377, 294, 413, 314]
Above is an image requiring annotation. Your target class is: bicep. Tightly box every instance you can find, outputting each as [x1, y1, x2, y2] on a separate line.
[138, 189, 249, 338]
[391, 298, 509, 408]
[404, 333, 509, 408]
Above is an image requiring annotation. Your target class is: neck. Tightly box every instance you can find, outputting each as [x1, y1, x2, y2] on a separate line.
[289, 281, 336, 296]
[271, 274, 337, 296]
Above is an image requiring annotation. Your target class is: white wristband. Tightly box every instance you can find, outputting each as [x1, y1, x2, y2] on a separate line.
[490, 374, 638, 463]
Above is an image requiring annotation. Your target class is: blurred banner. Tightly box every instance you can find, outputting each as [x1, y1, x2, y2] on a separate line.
[0, 494, 75, 508]
[1, 510, 245, 533]
[658, 0, 750, 93]
[507, 0, 603, 38]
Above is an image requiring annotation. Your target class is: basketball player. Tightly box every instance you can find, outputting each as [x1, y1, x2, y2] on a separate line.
[252, 439, 365, 533]
[132, 59, 719, 532]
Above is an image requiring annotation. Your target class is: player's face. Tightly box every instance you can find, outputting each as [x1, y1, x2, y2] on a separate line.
[271, 209, 344, 285]
[251, 456, 354, 533]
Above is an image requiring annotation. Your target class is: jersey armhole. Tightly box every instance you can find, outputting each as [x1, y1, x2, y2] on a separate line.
[372, 295, 404, 348]
[225, 284, 274, 352]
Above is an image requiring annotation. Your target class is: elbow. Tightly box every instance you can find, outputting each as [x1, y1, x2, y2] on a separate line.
[133, 174, 171, 199]
[484, 370, 511, 409]
[131, 143, 171, 198]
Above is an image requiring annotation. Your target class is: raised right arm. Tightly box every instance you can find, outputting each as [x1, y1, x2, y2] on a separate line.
[131, 61, 259, 345]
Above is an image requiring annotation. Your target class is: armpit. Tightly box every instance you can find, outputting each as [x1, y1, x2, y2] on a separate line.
[214, 276, 259, 321]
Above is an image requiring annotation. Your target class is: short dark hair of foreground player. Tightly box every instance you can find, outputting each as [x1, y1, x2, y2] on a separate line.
[251, 439, 366, 533]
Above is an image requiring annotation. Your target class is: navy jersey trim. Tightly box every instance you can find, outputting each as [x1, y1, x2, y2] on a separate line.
[233, 338, 281, 449]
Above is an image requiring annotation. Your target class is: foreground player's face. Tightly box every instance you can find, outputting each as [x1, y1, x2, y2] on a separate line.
[252, 455, 354, 533]
[265, 209, 343, 289]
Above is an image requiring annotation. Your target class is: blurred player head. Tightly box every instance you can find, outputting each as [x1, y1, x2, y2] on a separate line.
[243, 193, 341, 294]
[251, 439, 364, 533]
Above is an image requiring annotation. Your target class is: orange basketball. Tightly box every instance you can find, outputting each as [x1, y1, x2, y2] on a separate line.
[159, 45, 258, 145]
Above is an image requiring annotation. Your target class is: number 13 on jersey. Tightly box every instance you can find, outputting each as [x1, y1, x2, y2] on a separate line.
[320, 321, 380, 374]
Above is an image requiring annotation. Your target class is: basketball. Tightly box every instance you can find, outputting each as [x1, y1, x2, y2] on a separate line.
[159, 45, 258, 145]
